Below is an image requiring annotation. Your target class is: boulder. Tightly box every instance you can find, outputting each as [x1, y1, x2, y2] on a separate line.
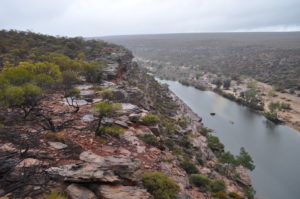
[79, 151, 142, 181]
[82, 114, 96, 122]
[46, 162, 120, 183]
[114, 121, 128, 128]
[66, 184, 97, 199]
[97, 185, 151, 199]
[48, 141, 68, 150]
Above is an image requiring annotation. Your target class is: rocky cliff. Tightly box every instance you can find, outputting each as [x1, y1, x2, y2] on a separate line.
[0, 39, 253, 199]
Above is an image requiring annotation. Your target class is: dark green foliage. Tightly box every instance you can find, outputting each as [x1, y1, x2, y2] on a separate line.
[244, 186, 256, 199]
[143, 172, 180, 199]
[207, 135, 224, 155]
[209, 179, 226, 193]
[263, 111, 281, 123]
[139, 134, 158, 146]
[236, 147, 255, 171]
[189, 174, 210, 187]
[223, 79, 231, 89]
[199, 127, 212, 136]
[213, 79, 222, 88]
[180, 159, 198, 174]
[219, 152, 236, 165]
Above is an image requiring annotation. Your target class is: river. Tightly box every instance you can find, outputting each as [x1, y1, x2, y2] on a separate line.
[157, 79, 300, 199]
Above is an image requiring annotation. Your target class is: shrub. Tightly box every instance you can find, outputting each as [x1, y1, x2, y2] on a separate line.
[93, 101, 122, 133]
[236, 147, 255, 171]
[44, 191, 67, 199]
[44, 131, 66, 143]
[244, 186, 256, 199]
[219, 151, 236, 165]
[82, 62, 103, 83]
[212, 191, 228, 199]
[189, 174, 210, 187]
[209, 180, 226, 193]
[139, 134, 158, 146]
[101, 88, 114, 100]
[62, 70, 80, 87]
[141, 114, 160, 126]
[143, 172, 179, 199]
[180, 159, 198, 174]
[228, 192, 243, 199]
[34, 73, 54, 88]
[97, 125, 125, 137]
[207, 135, 224, 154]
[199, 127, 212, 136]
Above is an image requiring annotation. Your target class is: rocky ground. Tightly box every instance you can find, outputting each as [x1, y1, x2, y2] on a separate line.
[0, 47, 252, 199]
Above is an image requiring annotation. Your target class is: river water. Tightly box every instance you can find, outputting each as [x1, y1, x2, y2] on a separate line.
[157, 79, 300, 199]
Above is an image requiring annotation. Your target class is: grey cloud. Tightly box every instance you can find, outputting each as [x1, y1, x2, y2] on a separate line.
[0, 0, 299, 36]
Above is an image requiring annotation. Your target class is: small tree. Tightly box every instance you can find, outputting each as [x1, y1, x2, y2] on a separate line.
[223, 79, 231, 89]
[236, 147, 255, 171]
[92, 101, 121, 134]
[64, 88, 80, 113]
[0, 83, 42, 118]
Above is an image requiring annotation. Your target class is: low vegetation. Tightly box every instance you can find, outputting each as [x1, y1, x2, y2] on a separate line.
[138, 134, 158, 146]
[140, 113, 160, 126]
[143, 172, 180, 199]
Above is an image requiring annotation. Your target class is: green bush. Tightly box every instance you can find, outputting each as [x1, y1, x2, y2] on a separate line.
[209, 179, 226, 193]
[207, 135, 224, 154]
[141, 114, 160, 126]
[44, 191, 67, 199]
[189, 174, 210, 187]
[245, 186, 256, 199]
[236, 147, 255, 171]
[228, 192, 243, 199]
[62, 70, 80, 87]
[212, 191, 228, 199]
[219, 152, 236, 165]
[143, 172, 179, 199]
[139, 134, 158, 146]
[97, 125, 125, 137]
[180, 159, 198, 174]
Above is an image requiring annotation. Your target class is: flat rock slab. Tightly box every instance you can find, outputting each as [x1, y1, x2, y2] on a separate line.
[76, 85, 94, 90]
[48, 141, 68, 149]
[47, 152, 142, 183]
[98, 185, 151, 199]
[46, 163, 120, 183]
[63, 98, 88, 106]
[79, 151, 142, 181]
[66, 184, 97, 199]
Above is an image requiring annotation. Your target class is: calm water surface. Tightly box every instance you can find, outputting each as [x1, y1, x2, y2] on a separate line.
[158, 79, 300, 199]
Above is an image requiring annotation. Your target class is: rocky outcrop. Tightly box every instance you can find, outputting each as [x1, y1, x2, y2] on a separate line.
[97, 185, 152, 199]
[47, 151, 141, 183]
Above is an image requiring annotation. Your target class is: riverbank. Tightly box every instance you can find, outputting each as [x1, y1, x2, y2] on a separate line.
[154, 71, 300, 133]
[158, 78, 300, 199]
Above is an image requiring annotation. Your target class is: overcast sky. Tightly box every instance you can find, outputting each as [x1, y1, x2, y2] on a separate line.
[1, 0, 300, 37]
